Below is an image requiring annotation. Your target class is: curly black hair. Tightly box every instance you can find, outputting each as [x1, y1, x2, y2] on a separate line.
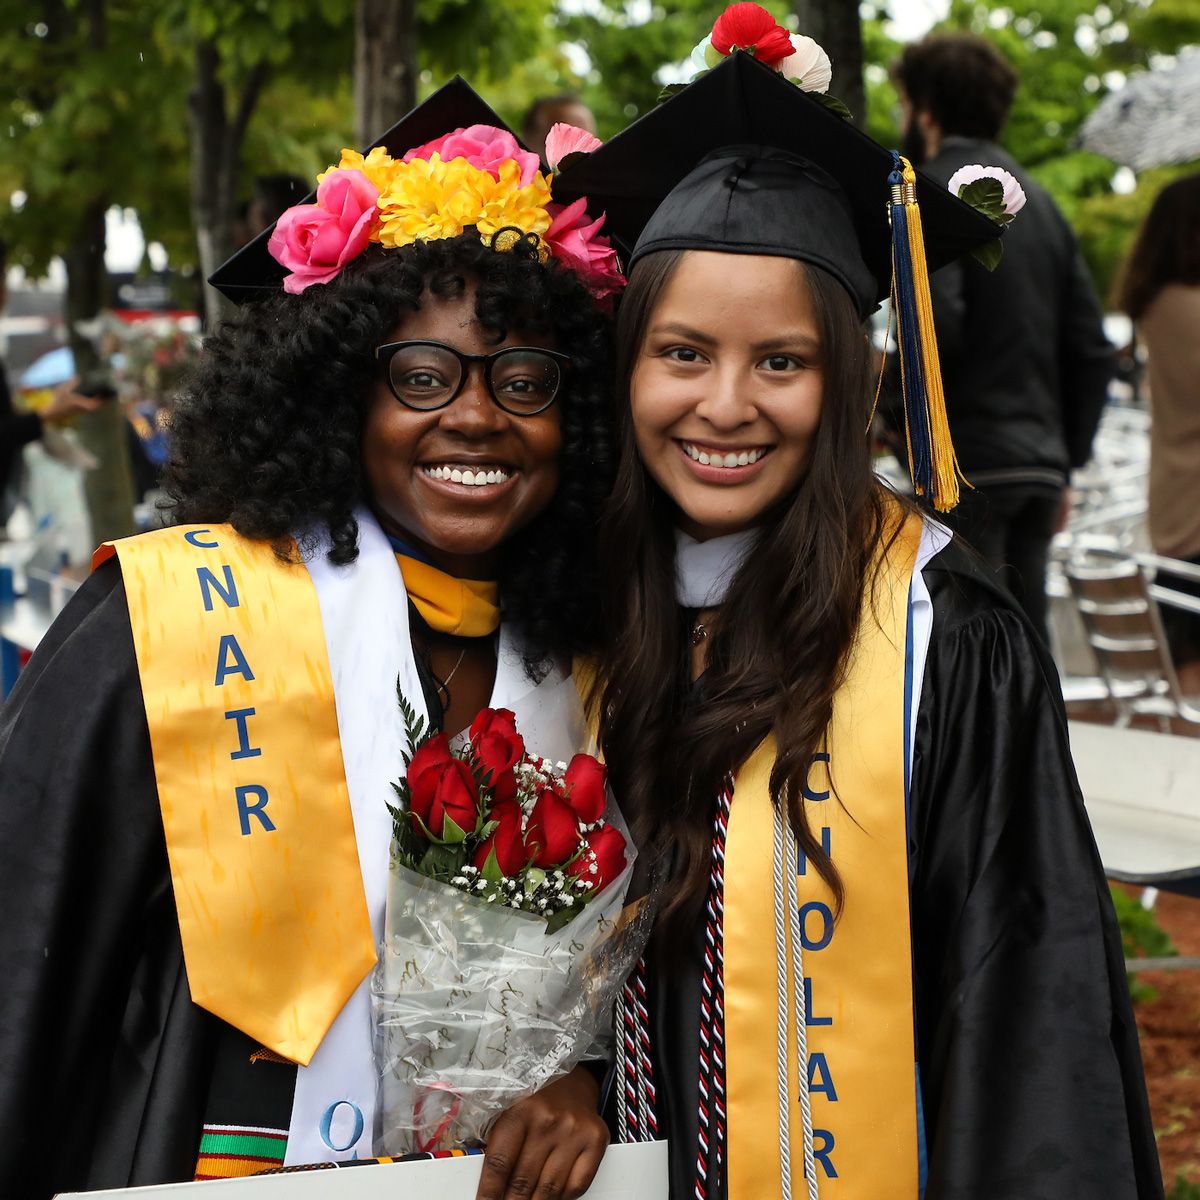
[163, 232, 616, 662]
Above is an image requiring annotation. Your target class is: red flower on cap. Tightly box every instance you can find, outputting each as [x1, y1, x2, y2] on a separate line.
[712, 3, 794, 65]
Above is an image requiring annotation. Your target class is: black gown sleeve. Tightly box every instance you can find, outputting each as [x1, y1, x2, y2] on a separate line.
[0, 559, 216, 1198]
[911, 545, 1162, 1200]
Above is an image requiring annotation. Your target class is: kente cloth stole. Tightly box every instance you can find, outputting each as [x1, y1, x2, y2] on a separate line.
[93, 525, 376, 1067]
[723, 513, 922, 1199]
[394, 554, 499, 637]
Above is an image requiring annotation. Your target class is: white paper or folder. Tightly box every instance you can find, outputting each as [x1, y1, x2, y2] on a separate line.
[1069, 719, 1200, 882]
[56, 1140, 668, 1199]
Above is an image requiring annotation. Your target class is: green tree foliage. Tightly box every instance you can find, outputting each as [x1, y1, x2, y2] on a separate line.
[548, 1, 869, 140]
[0, 2, 355, 280]
[0, 3, 182, 278]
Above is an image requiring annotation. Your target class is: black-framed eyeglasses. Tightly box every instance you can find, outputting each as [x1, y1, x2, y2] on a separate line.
[374, 340, 571, 417]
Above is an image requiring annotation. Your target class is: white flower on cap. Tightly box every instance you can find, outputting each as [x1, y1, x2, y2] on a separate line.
[779, 34, 832, 94]
[947, 164, 1027, 220]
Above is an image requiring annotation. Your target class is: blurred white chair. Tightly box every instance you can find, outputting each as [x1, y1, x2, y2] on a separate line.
[1061, 545, 1200, 730]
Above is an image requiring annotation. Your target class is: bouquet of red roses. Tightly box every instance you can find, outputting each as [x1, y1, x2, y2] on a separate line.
[388, 699, 628, 934]
[372, 693, 650, 1155]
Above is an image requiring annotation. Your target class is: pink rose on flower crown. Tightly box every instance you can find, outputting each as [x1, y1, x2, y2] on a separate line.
[544, 123, 602, 173]
[545, 199, 626, 312]
[404, 125, 541, 188]
[268, 168, 379, 294]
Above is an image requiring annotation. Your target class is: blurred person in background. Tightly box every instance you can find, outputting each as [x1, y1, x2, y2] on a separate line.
[521, 93, 597, 167]
[890, 33, 1115, 642]
[0, 238, 102, 514]
[233, 174, 309, 247]
[1115, 174, 1200, 695]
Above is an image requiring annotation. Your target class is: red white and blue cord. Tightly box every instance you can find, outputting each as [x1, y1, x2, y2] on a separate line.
[696, 782, 732, 1198]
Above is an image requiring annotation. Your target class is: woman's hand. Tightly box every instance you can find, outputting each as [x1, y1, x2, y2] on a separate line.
[42, 378, 103, 424]
[476, 1066, 609, 1200]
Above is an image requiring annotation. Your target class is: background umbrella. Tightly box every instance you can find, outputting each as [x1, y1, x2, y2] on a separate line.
[17, 346, 75, 390]
[1078, 52, 1200, 171]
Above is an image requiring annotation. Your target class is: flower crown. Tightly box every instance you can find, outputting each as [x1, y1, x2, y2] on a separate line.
[267, 124, 622, 309]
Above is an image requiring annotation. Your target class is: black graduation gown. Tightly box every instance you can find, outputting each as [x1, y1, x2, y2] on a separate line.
[640, 540, 1163, 1200]
[0, 558, 555, 1197]
[0, 559, 221, 1197]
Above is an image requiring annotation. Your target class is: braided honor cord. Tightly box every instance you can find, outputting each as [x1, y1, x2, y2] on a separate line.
[695, 782, 732, 1199]
[772, 797, 795, 1200]
[616, 959, 658, 1143]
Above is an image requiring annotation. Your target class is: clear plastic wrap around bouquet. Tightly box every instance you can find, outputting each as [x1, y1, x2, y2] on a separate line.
[372, 692, 652, 1155]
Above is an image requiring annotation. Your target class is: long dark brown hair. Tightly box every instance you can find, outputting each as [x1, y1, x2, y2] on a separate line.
[594, 249, 899, 945]
[1114, 173, 1200, 320]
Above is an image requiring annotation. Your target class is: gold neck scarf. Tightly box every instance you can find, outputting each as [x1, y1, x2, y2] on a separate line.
[396, 555, 500, 638]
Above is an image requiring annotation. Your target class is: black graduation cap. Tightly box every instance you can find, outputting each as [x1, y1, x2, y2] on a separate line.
[552, 51, 999, 317]
[209, 77, 517, 305]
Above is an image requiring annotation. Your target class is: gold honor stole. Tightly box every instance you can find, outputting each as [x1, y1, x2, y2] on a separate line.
[93, 525, 376, 1066]
[723, 514, 923, 1198]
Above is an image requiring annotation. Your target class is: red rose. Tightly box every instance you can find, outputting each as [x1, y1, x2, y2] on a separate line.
[712, 2, 794, 65]
[561, 754, 608, 824]
[469, 707, 521, 746]
[407, 732, 454, 787]
[409, 736, 479, 837]
[470, 708, 525, 804]
[473, 799, 528, 876]
[568, 824, 628, 893]
[524, 788, 582, 869]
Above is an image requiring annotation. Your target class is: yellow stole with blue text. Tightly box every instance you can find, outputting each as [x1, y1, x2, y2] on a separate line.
[722, 513, 922, 1199]
[94, 525, 376, 1067]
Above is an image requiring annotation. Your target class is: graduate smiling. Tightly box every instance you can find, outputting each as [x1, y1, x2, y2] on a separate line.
[557, 11, 1163, 1199]
[0, 80, 621, 1200]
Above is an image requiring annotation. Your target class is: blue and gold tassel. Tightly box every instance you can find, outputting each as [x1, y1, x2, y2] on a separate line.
[888, 152, 963, 512]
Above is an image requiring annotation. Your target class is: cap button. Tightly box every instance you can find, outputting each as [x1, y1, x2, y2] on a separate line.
[725, 155, 753, 189]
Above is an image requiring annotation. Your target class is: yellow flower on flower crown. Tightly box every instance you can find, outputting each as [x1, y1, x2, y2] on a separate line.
[318, 146, 399, 199]
[375, 156, 477, 248]
[461, 159, 554, 242]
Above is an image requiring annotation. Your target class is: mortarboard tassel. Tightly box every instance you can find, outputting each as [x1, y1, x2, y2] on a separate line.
[888, 152, 964, 512]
